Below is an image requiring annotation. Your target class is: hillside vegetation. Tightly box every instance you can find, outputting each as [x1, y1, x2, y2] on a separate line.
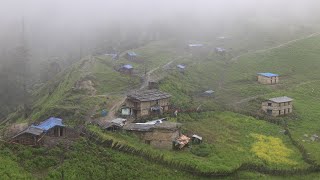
[2, 31, 320, 179]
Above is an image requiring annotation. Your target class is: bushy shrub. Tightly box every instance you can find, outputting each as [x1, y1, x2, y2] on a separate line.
[190, 144, 212, 157]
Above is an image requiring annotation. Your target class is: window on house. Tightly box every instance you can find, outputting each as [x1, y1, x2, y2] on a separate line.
[145, 140, 151, 144]
[268, 103, 272, 106]
[279, 110, 281, 115]
[284, 109, 286, 114]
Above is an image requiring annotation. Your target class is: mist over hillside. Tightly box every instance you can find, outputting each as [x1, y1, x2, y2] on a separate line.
[1, 1, 320, 179]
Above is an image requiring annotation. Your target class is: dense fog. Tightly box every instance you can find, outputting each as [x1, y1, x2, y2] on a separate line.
[1, 0, 320, 119]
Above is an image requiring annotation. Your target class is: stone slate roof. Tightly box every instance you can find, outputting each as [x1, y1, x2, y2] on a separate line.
[12, 126, 44, 138]
[127, 89, 171, 102]
[269, 96, 293, 103]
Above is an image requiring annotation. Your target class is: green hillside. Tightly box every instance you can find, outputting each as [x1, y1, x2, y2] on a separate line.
[2, 32, 320, 179]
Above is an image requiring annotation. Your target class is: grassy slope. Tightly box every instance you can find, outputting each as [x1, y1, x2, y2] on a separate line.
[3, 31, 320, 179]
[0, 140, 197, 180]
[90, 111, 308, 172]
[223, 35, 320, 163]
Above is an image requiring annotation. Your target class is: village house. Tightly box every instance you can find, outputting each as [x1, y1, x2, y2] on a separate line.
[262, 96, 293, 117]
[123, 120, 181, 149]
[177, 64, 186, 72]
[257, 73, 279, 84]
[123, 89, 171, 118]
[188, 44, 204, 49]
[125, 51, 138, 61]
[187, 43, 206, 55]
[202, 90, 214, 97]
[119, 64, 133, 75]
[215, 47, 226, 55]
[11, 117, 78, 146]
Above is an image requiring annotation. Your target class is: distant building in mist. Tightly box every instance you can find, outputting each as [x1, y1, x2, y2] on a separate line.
[257, 73, 279, 84]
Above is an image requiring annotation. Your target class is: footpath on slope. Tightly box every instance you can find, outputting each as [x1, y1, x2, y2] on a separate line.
[95, 56, 183, 126]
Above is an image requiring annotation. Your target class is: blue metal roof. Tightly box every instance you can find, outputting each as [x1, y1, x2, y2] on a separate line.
[32, 117, 64, 131]
[257, 73, 279, 77]
[122, 64, 133, 69]
[177, 64, 186, 69]
[127, 51, 137, 56]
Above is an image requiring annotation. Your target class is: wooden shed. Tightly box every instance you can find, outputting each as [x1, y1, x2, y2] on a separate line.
[257, 73, 279, 84]
[262, 96, 293, 117]
[10, 117, 76, 146]
[119, 64, 133, 75]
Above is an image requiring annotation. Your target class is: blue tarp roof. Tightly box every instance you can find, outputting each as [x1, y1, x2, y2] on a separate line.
[177, 64, 186, 69]
[32, 117, 64, 131]
[122, 64, 133, 69]
[257, 73, 279, 77]
[127, 51, 137, 56]
[188, 44, 203, 47]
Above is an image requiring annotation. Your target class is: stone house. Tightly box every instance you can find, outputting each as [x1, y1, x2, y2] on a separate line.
[123, 121, 181, 149]
[124, 89, 171, 118]
[125, 51, 138, 61]
[215, 47, 226, 55]
[11, 117, 78, 146]
[262, 96, 293, 117]
[257, 73, 279, 84]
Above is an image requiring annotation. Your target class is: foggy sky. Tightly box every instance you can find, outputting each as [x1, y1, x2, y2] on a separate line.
[1, 0, 320, 61]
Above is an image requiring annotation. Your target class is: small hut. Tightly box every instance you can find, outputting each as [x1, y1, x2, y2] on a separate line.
[203, 90, 214, 97]
[125, 52, 138, 61]
[215, 47, 226, 55]
[11, 117, 66, 146]
[257, 73, 279, 84]
[177, 64, 186, 72]
[119, 64, 133, 75]
[191, 134, 203, 144]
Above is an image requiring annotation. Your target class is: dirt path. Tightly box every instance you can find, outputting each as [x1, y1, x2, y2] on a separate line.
[97, 56, 183, 125]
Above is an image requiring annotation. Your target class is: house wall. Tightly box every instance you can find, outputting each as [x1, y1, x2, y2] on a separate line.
[12, 133, 41, 146]
[257, 75, 279, 84]
[125, 98, 170, 117]
[142, 129, 180, 149]
[262, 101, 293, 117]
